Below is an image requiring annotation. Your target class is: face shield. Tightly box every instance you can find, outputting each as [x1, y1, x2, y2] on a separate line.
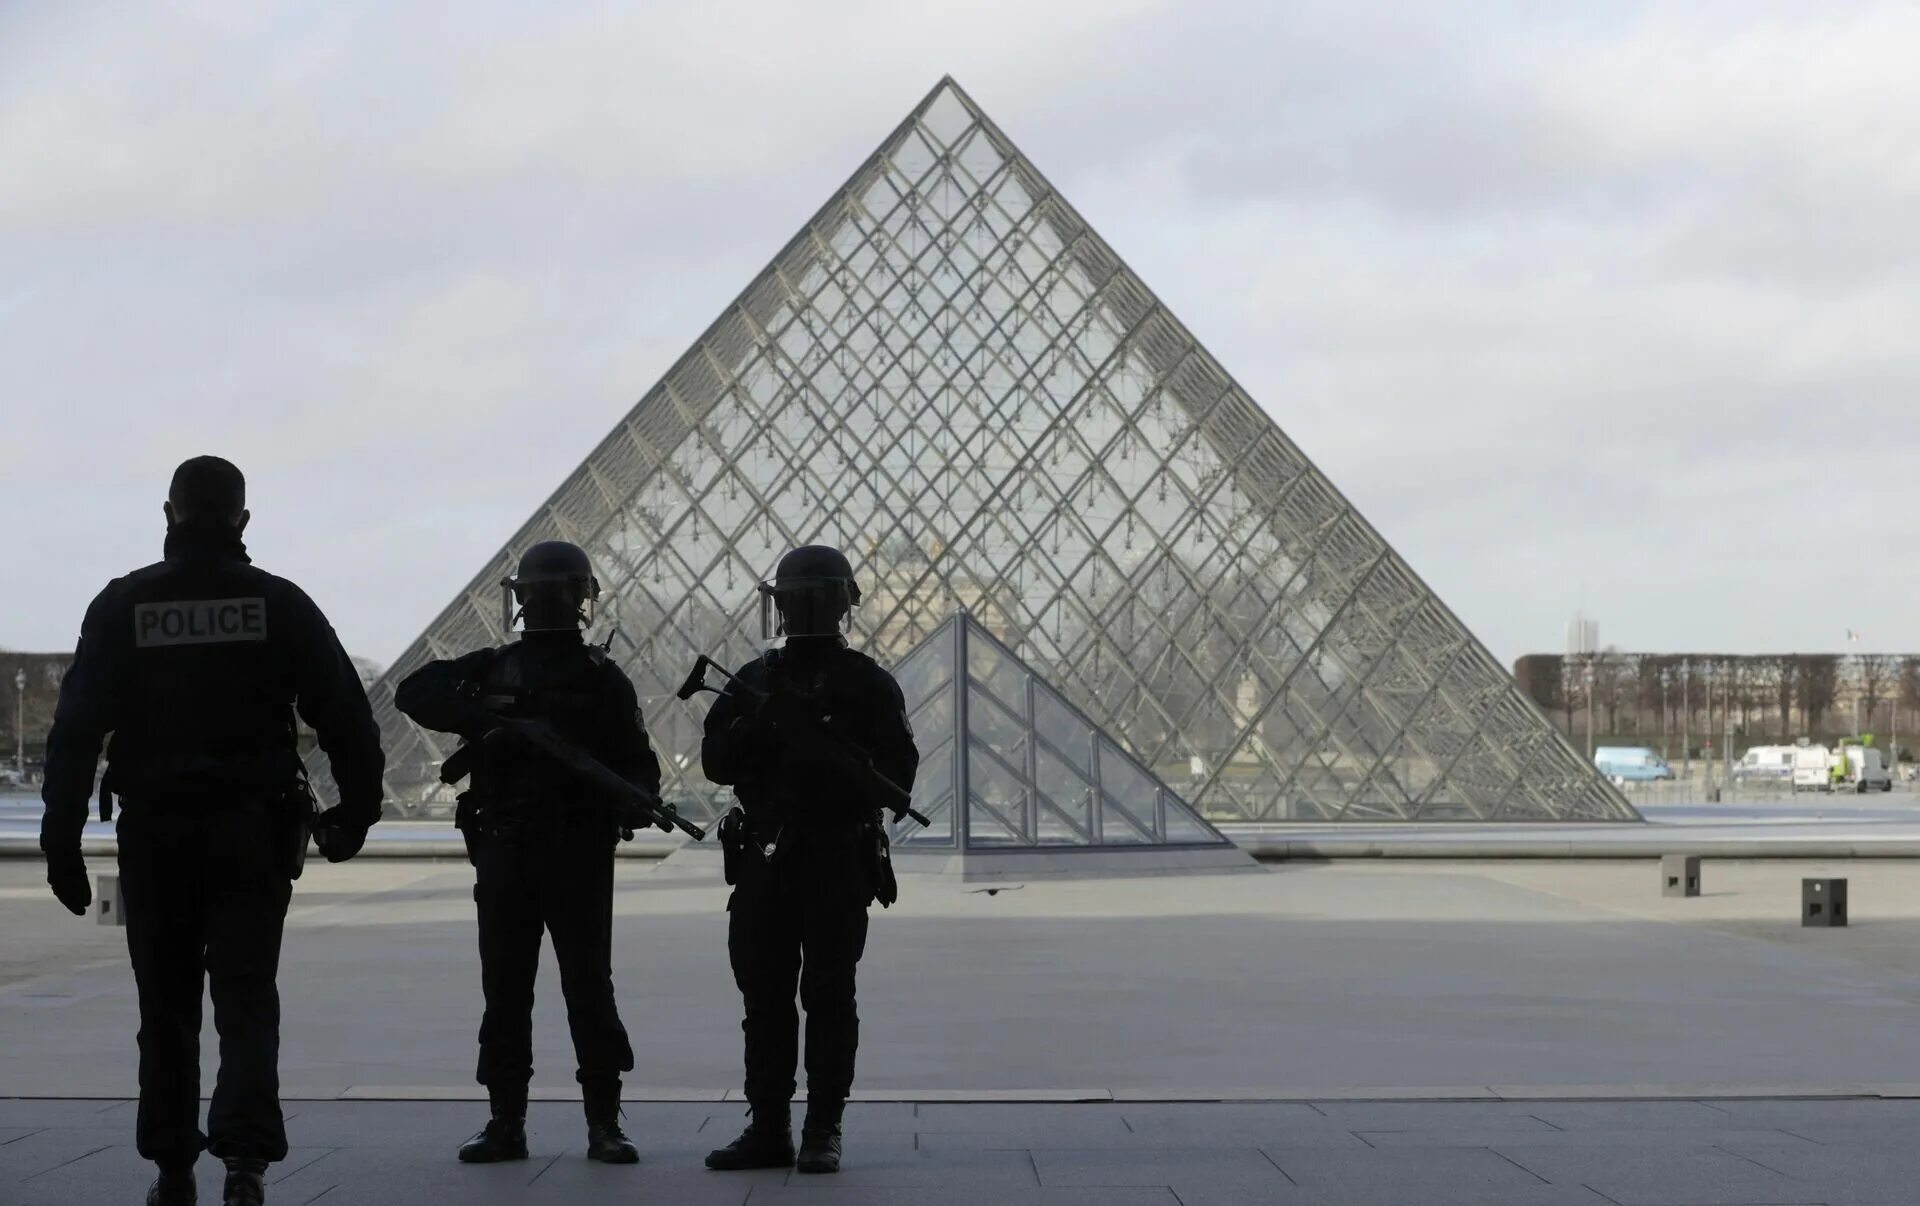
[757, 577, 855, 641]
[500, 575, 599, 634]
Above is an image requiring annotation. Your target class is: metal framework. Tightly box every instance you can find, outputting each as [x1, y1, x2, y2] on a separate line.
[356, 77, 1639, 825]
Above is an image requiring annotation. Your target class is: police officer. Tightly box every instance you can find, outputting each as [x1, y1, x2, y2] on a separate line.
[393, 540, 658, 1165]
[40, 456, 385, 1206]
[701, 545, 918, 1175]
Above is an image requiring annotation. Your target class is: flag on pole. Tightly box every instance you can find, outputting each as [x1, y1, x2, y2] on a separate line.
[1847, 629, 1861, 643]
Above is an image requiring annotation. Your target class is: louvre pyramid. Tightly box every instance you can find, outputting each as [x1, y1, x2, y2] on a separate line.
[884, 612, 1244, 868]
[360, 77, 1639, 826]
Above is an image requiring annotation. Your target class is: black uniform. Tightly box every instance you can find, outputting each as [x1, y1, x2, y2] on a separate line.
[700, 637, 918, 1109]
[39, 521, 384, 1167]
[393, 629, 660, 1097]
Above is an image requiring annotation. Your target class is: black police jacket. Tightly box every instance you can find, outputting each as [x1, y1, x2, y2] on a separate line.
[393, 630, 661, 814]
[40, 522, 385, 853]
[700, 637, 918, 829]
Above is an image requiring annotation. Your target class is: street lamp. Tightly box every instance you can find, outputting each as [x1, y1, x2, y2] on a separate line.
[13, 668, 24, 778]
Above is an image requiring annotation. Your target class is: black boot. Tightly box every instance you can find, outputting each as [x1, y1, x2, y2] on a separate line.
[704, 1100, 795, 1170]
[145, 1157, 197, 1206]
[220, 1158, 266, 1206]
[458, 1085, 530, 1163]
[582, 1077, 638, 1164]
[796, 1099, 845, 1175]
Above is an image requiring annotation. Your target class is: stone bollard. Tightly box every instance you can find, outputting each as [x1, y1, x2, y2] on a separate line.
[1802, 878, 1848, 928]
[96, 873, 127, 927]
[1661, 854, 1701, 898]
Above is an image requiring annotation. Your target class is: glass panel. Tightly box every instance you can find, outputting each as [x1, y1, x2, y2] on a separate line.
[893, 627, 955, 712]
[966, 739, 1028, 846]
[1033, 685, 1093, 774]
[1033, 745, 1093, 845]
[1097, 742, 1159, 843]
[1162, 795, 1217, 845]
[966, 631, 1027, 717]
[965, 682, 1028, 767]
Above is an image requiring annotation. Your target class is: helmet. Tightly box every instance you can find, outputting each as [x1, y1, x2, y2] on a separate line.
[758, 544, 860, 639]
[501, 540, 601, 633]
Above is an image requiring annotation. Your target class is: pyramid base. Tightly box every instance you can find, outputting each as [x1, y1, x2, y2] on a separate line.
[892, 844, 1259, 881]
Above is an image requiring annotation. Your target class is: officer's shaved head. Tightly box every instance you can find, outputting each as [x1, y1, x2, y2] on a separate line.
[167, 456, 247, 527]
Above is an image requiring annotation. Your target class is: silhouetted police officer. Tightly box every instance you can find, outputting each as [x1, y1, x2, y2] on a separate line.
[701, 545, 918, 1175]
[394, 540, 659, 1166]
[40, 456, 384, 1206]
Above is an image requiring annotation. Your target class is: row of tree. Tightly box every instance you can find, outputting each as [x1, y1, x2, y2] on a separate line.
[1513, 652, 1920, 754]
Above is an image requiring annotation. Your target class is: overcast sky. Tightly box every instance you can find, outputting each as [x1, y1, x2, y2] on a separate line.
[3, 1, 1916, 669]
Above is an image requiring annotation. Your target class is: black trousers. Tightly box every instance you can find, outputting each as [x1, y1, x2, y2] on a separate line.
[116, 800, 293, 1164]
[471, 827, 633, 1090]
[727, 835, 871, 1106]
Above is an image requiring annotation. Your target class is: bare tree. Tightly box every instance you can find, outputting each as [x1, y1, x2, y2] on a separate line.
[1799, 654, 1840, 735]
[1513, 655, 1568, 734]
[1771, 656, 1800, 738]
[1733, 656, 1760, 734]
[1596, 648, 1629, 736]
[1858, 654, 1895, 736]
[1900, 656, 1920, 752]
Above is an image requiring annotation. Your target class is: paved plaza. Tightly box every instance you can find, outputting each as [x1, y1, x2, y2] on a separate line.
[10, 1095, 1920, 1204]
[9, 851, 1920, 1200]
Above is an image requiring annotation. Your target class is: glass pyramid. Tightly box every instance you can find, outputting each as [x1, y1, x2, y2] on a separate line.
[352, 77, 1639, 826]
[889, 612, 1235, 853]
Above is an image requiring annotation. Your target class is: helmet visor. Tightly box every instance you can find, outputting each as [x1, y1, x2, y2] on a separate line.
[501, 577, 598, 633]
[757, 577, 855, 640]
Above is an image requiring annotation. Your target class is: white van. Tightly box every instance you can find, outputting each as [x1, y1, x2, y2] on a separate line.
[1735, 745, 1797, 782]
[1790, 745, 1834, 791]
[1834, 744, 1895, 793]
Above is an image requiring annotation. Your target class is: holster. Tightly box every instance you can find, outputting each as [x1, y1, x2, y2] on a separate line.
[867, 820, 899, 908]
[278, 774, 318, 881]
[454, 793, 482, 866]
[717, 806, 746, 886]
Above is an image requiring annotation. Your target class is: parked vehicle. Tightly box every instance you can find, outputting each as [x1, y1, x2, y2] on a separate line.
[1594, 746, 1675, 782]
[1833, 744, 1895, 793]
[1791, 745, 1836, 791]
[1734, 745, 1797, 782]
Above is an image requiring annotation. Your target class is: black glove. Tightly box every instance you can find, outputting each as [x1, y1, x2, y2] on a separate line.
[312, 805, 370, 863]
[46, 852, 91, 916]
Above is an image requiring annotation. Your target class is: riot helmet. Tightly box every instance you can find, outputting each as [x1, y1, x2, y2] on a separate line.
[501, 540, 601, 633]
[758, 544, 860, 639]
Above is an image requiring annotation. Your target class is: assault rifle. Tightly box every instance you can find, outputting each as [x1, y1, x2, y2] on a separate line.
[676, 655, 929, 828]
[439, 683, 706, 841]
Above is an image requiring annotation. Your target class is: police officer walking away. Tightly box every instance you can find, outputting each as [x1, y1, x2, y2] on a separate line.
[40, 456, 386, 1206]
[701, 545, 918, 1175]
[393, 541, 659, 1166]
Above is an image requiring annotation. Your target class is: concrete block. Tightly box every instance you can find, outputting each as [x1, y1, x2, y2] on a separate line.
[1803, 877, 1848, 927]
[95, 873, 126, 927]
[1661, 854, 1701, 898]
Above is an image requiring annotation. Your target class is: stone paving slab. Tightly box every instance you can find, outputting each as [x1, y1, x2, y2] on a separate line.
[6, 1097, 1917, 1204]
[1492, 1145, 1806, 1204]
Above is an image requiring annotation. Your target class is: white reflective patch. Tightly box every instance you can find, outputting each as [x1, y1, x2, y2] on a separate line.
[133, 598, 268, 648]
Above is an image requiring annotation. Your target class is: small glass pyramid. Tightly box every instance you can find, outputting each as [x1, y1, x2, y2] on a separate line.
[889, 612, 1235, 853]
